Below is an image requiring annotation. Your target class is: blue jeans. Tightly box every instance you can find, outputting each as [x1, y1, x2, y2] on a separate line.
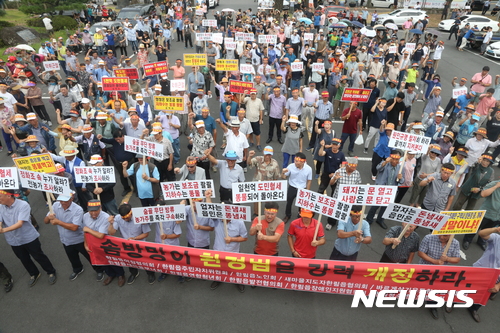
[129, 40, 138, 53]
[172, 137, 180, 164]
[290, 79, 301, 91]
[340, 132, 357, 153]
[1, 128, 16, 152]
[397, 70, 407, 89]
[58, 60, 67, 75]
[282, 153, 296, 169]
[102, 199, 119, 216]
[97, 45, 105, 57]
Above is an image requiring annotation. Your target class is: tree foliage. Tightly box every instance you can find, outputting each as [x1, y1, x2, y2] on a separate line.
[19, 0, 85, 15]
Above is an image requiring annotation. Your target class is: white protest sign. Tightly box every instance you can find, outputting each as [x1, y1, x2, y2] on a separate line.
[18, 169, 71, 196]
[132, 205, 186, 224]
[296, 188, 351, 222]
[389, 46, 397, 54]
[388, 130, 432, 153]
[382, 203, 450, 231]
[405, 43, 416, 51]
[212, 33, 223, 44]
[312, 63, 325, 72]
[195, 202, 252, 221]
[303, 33, 314, 41]
[258, 34, 277, 44]
[224, 37, 234, 43]
[0, 168, 19, 190]
[124, 136, 164, 160]
[239, 64, 254, 74]
[225, 41, 237, 50]
[337, 185, 398, 206]
[170, 79, 186, 91]
[195, 9, 204, 16]
[74, 166, 115, 183]
[43, 61, 60, 71]
[202, 19, 217, 27]
[232, 180, 287, 203]
[235, 32, 255, 41]
[196, 33, 213, 41]
[452, 87, 468, 98]
[161, 180, 215, 200]
[291, 61, 303, 72]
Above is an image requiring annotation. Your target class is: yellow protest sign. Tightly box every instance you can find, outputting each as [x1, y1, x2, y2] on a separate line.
[215, 59, 239, 71]
[154, 96, 184, 111]
[13, 153, 57, 173]
[432, 210, 486, 235]
[184, 54, 207, 66]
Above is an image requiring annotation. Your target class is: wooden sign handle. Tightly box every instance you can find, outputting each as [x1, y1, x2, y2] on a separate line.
[190, 199, 199, 227]
[313, 214, 323, 242]
[357, 183, 370, 231]
[392, 223, 412, 249]
[46, 191, 53, 214]
[142, 155, 147, 183]
[442, 235, 455, 257]
[159, 222, 165, 244]
[95, 182, 101, 201]
[399, 150, 407, 175]
[221, 201, 229, 238]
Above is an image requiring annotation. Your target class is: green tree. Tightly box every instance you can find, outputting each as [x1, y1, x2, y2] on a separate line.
[19, 0, 85, 15]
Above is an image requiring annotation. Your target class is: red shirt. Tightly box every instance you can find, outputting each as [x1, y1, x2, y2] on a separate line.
[288, 218, 324, 258]
[251, 217, 285, 255]
[341, 107, 362, 134]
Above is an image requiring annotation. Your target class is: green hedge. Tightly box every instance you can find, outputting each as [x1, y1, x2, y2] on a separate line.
[26, 15, 78, 31]
[0, 21, 15, 28]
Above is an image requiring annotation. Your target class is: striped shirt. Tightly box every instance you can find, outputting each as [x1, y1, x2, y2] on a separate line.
[383, 226, 420, 263]
[333, 168, 362, 198]
[315, 100, 334, 120]
[418, 234, 460, 265]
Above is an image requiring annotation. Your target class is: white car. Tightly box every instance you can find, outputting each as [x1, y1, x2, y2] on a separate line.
[376, 9, 427, 26]
[438, 15, 499, 32]
[370, 0, 396, 8]
[196, 0, 219, 8]
[486, 41, 500, 59]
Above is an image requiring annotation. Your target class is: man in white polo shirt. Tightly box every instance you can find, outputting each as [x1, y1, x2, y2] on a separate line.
[282, 152, 313, 223]
[216, 118, 250, 172]
[301, 82, 319, 135]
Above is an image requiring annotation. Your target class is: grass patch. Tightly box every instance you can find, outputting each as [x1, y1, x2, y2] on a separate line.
[4, 9, 30, 26]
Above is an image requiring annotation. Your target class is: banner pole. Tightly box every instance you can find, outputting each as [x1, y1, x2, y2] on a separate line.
[392, 223, 412, 249]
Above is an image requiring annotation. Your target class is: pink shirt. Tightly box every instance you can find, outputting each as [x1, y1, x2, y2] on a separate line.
[170, 65, 185, 79]
[471, 73, 492, 94]
[403, 21, 413, 29]
[476, 95, 496, 116]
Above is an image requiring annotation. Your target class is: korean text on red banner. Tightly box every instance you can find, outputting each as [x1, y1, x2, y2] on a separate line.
[18, 169, 71, 196]
[232, 180, 287, 203]
[296, 188, 351, 222]
[124, 135, 164, 160]
[229, 80, 254, 94]
[382, 203, 449, 230]
[195, 202, 252, 221]
[0, 168, 19, 190]
[388, 130, 432, 153]
[102, 77, 130, 92]
[341, 88, 372, 103]
[86, 234, 500, 306]
[337, 185, 397, 206]
[143, 61, 168, 76]
[74, 166, 116, 183]
[132, 205, 186, 224]
[113, 68, 139, 80]
[161, 180, 215, 200]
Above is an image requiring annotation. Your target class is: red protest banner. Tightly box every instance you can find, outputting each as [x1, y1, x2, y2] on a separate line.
[102, 77, 130, 91]
[229, 80, 254, 94]
[143, 61, 169, 76]
[114, 68, 139, 80]
[86, 234, 499, 305]
[341, 88, 372, 103]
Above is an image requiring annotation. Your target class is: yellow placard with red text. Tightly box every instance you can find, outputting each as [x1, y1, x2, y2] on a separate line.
[13, 153, 57, 173]
[184, 54, 207, 66]
[154, 96, 184, 111]
[215, 59, 239, 71]
[432, 210, 486, 235]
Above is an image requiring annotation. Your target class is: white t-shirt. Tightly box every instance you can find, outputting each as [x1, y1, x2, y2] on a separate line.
[433, 45, 444, 60]
[484, 31, 493, 44]
[43, 17, 53, 30]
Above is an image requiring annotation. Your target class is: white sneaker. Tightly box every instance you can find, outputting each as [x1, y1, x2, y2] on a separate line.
[243, 167, 248, 173]
[325, 224, 332, 231]
[372, 176, 376, 181]
[47, 121, 52, 126]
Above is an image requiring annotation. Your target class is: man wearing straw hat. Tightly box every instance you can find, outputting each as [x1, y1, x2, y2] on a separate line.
[0, 189, 57, 287]
[108, 203, 156, 285]
[329, 205, 372, 261]
[288, 209, 325, 259]
[44, 192, 105, 282]
[74, 124, 106, 162]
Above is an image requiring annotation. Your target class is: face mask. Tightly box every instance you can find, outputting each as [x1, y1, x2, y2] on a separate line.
[16, 57, 22, 62]
[433, 79, 438, 83]
[50, 82, 56, 85]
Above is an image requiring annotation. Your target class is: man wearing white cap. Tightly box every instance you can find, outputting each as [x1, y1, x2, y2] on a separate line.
[92, 60, 110, 82]
[217, 118, 249, 171]
[188, 119, 215, 179]
[248, 145, 281, 213]
[135, 94, 153, 127]
[141, 125, 175, 182]
[19, 112, 57, 153]
[74, 124, 106, 161]
[44, 192, 105, 281]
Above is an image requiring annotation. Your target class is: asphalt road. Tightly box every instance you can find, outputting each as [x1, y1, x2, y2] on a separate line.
[1, 3, 499, 333]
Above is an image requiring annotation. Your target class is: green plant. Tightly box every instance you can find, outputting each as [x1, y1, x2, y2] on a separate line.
[26, 17, 44, 27]
[0, 20, 14, 28]
[27, 15, 77, 31]
[19, 0, 84, 15]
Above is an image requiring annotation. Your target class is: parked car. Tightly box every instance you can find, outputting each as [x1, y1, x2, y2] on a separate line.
[325, 5, 348, 18]
[196, 0, 219, 8]
[116, 4, 155, 26]
[89, 21, 122, 36]
[370, 0, 395, 8]
[438, 15, 499, 32]
[469, 32, 500, 49]
[376, 9, 427, 26]
[485, 40, 500, 58]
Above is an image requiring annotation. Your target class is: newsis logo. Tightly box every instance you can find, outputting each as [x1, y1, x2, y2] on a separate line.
[351, 290, 477, 308]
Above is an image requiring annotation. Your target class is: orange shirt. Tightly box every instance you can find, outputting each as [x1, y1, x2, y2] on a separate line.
[251, 217, 285, 255]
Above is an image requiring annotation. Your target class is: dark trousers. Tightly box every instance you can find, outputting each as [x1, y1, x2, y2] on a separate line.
[443, 98, 456, 116]
[371, 152, 384, 177]
[63, 242, 103, 273]
[380, 252, 406, 263]
[463, 216, 499, 245]
[32, 105, 51, 122]
[395, 186, 410, 203]
[285, 185, 299, 218]
[329, 246, 358, 261]
[110, 154, 134, 191]
[366, 205, 387, 224]
[153, 158, 175, 182]
[0, 261, 12, 285]
[184, 34, 193, 48]
[268, 117, 282, 141]
[400, 106, 412, 132]
[308, 117, 326, 149]
[140, 198, 156, 206]
[11, 238, 56, 277]
[176, 28, 184, 41]
[362, 105, 371, 131]
[187, 243, 210, 249]
[340, 132, 357, 153]
[76, 186, 92, 212]
[197, 160, 211, 179]
[104, 265, 125, 277]
[129, 267, 155, 276]
[219, 186, 232, 203]
[318, 172, 335, 196]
